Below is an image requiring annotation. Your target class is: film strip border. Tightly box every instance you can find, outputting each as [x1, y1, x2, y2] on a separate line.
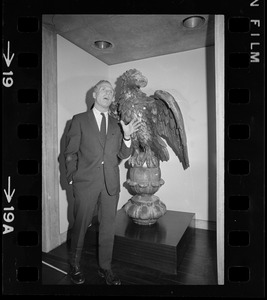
[225, 2, 264, 294]
[2, 5, 42, 292]
[2, 0, 265, 296]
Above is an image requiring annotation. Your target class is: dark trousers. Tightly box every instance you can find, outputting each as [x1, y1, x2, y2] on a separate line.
[70, 167, 119, 270]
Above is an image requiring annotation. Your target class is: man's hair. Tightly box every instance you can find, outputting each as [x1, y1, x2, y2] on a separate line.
[93, 80, 112, 93]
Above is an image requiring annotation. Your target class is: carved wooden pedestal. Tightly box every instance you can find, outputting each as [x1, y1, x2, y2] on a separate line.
[123, 166, 166, 225]
[113, 209, 195, 274]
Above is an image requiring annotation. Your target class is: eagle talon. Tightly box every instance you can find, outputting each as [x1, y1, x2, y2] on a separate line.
[128, 148, 141, 167]
[142, 149, 159, 168]
[146, 156, 159, 168]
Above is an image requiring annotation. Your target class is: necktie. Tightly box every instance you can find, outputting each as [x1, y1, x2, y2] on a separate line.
[100, 113, 106, 145]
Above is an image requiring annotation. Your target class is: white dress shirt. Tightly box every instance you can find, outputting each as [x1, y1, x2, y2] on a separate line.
[92, 107, 131, 148]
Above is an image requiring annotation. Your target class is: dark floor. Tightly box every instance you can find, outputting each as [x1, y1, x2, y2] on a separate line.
[42, 226, 217, 285]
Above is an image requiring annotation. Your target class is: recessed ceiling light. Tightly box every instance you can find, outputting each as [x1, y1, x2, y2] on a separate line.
[93, 40, 113, 50]
[182, 16, 206, 28]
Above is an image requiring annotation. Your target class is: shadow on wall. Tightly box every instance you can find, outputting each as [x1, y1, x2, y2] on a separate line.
[85, 87, 95, 111]
[58, 119, 74, 247]
[57, 87, 101, 245]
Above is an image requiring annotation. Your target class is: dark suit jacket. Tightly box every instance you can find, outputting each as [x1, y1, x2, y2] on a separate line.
[64, 110, 132, 196]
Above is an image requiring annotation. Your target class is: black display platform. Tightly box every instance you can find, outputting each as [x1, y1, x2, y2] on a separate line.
[113, 209, 195, 275]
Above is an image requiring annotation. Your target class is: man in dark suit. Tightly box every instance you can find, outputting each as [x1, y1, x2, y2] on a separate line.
[65, 80, 140, 285]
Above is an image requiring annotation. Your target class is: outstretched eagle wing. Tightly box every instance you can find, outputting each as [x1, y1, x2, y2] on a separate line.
[153, 90, 189, 170]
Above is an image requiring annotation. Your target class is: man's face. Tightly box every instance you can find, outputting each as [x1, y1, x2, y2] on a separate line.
[93, 82, 114, 110]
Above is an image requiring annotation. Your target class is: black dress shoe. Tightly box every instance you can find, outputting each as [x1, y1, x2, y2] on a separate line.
[98, 268, 121, 285]
[69, 265, 85, 284]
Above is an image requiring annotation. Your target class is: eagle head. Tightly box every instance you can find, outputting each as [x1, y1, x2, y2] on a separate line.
[122, 69, 148, 88]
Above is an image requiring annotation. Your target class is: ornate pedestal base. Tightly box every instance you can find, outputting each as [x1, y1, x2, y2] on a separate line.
[123, 194, 166, 225]
[123, 165, 166, 225]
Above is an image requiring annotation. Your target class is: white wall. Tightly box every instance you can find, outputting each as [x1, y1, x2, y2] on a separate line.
[57, 34, 216, 235]
[109, 48, 216, 224]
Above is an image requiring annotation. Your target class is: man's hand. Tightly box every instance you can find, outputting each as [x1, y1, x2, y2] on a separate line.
[120, 118, 141, 139]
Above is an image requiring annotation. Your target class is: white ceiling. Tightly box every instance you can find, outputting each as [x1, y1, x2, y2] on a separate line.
[43, 14, 214, 65]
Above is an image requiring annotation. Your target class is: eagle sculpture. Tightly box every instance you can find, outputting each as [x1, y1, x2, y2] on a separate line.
[110, 69, 190, 170]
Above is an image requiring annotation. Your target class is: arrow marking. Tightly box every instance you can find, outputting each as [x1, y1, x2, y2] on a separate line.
[3, 176, 15, 204]
[3, 41, 15, 68]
